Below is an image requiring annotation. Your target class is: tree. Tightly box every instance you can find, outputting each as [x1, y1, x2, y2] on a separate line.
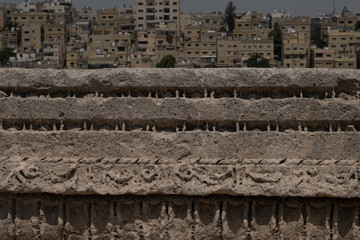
[1, 21, 18, 31]
[156, 55, 176, 68]
[244, 54, 270, 68]
[315, 39, 327, 49]
[204, 62, 217, 68]
[0, 48, 15, 67]
[224, 1, 236, 33]
[268, 25, 282, 61]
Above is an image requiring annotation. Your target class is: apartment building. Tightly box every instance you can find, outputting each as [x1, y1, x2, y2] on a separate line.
[0, 30, 20, 50]
[327, 30, 360, 57]
[235, 12, 269, 29]
[184, 25, 221, 64]
[88, 32, 132, 66]
[42, 0, 73, 24]
[8, 12, 53, 25]
[233, 28, 271, 40]
[66, 47, 81, 68]
[79, 7, 96, 20]
[310, 48, 335, 68]
[334, 57, 357, 69]
[217, 39, 273, 67]
[136, 30, 156, 59]
[43, 40, 65, 68]
[233, 12, 270, 40]
[97, 9, 122, 31]
[44, 23, 66, 42]
[278, 16, 311, 44]
[191, 12, 223, 28]
[320, 19, 337, 42]
[0, 4, 17, 29]
[282, 32, 309, 68]
[155, 31, 177, 62]
[337, 15, 357, 31]
[16, 1, 37, 12]
[135, 0, 180, 30]
[21, 24, 42, 53]
[282, 43, 308, 68]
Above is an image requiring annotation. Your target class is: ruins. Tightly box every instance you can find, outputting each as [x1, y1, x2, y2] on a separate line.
[0, 68, 360, 239]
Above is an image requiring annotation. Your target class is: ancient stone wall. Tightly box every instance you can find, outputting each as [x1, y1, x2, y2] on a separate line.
[0, 68, 360, 239]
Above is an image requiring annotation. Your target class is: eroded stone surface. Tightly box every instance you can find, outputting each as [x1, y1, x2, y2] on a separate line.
[0, 68, 360, 238]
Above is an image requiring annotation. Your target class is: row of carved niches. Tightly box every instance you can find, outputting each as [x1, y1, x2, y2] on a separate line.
[0, 194, 358, 240]
[0, 86, 358, 99]
[1, 119, 360, 132]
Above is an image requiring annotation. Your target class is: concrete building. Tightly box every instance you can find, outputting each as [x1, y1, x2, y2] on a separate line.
[21, 24, 43, 53]
[334, 56, 357, 69]
[16, 1, 37, 13]
[42, 0, 73, 24]
[282, 32, 309, 68]
[278, 16, 311, 44]
[327, 30, 360, 57]
[66, 47, 81, 68]
[9, 52, 41, 68]
[135, 0, 180, 30]
[235, 11, 269, 30]
[8, 12, 53, 25]
[130, 56, 154, 68]
[96, 8, 134, 33]
[43, 40, 65, 68]
[79, 7, 96, 20]
[88, 32, 132, 66]
[184, 25, 221, 64]
[190, 12, 223, 28]
[68, 21, 92, 45]
[155, 29, 177, 62]
[269, 10, 291, 28]
[0, 30, 20, 50]
[136, 30, 156, 60]
[233, 28, 271, 41]
[217, 39, 274, 67]
[310, 48, 335, 68]
[0, 4, 17, 29]
[44, 23, 66, 42]
[233, 12, 270, 41]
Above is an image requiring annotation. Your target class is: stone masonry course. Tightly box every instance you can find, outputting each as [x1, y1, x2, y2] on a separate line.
[0, 68, 360, 239]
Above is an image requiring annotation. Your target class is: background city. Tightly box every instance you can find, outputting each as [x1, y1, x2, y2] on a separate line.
[0, 0, 359, 69]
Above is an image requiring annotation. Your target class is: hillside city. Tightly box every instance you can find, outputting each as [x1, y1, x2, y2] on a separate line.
[0, 0, 359, 69]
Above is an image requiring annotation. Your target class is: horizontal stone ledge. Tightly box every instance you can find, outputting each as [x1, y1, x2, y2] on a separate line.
[0, 98, 359, 122]
[0, 68, 359, 89]
[1, 157, 359, 167]
[1, 160, 360, 198]
[0, 132, 359, 160]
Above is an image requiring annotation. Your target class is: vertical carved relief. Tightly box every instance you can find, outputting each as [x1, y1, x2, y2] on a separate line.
[15, 198, 40, 240]
[249, 200, 276, 240]
[194, 200, 220, 240]
[64, 200, 90, 239]
[222, 200, 248, 240]
[90, 200, 110, 239]
[39, 199, 62, 240]
[306, 201, 331, 240]
[334, 203, 360, 240]
[0, 198, 12, 240]
[279, 201, 304, 240]
[168, 200, 193, 240]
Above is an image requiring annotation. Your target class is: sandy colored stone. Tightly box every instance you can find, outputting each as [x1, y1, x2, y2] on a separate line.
[0, 68, 359, 239]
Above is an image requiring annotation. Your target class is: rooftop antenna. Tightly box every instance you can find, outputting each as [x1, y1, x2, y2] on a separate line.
[333, 0, 336, 14]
